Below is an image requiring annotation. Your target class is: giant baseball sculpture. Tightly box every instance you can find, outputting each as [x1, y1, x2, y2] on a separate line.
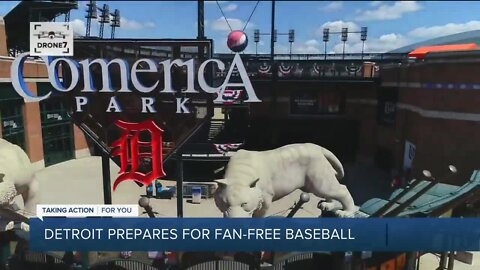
[214, 143, 357, 217]
[0, 139, 40, 238]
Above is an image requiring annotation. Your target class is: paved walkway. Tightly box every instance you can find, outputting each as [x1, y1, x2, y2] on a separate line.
[36, 157, 392, 217]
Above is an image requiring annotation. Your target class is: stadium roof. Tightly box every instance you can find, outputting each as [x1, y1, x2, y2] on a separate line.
[408, 43, 479, 59]
[388, 30, 480, 54]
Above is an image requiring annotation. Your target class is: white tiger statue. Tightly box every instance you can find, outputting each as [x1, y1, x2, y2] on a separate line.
[0, 138, 40, 238]
[214, 143, 357, 218]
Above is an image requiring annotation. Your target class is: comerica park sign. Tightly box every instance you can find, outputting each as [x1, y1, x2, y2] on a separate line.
[11, 52, 261, 114]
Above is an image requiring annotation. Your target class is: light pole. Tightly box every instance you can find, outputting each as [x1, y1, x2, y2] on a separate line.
[197, 0, 205, 40]
[98, 4, 110, 39]
[110, 9, 120, 39]
[85, 0, 97, 37]
[85, 1, 117, 39]
[321, 26, 368, 60]
[254, 29, 260, 55]
[341, 27, 348, 59]
[271, 0, 275, 61]
[288, 29, 295, 59]
[253, 28, 294, 56]
[361, 27, 368, 59]
[323, 28, 329, 60]
[270, 0, 277, 137]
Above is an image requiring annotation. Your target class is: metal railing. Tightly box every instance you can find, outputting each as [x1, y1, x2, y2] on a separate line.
[89, 259, 159, 270]
[214, 61, 381, 80]
[8, 252, 70, 270]
[272, 253, 315, 270]
[185, 260, 253, 270]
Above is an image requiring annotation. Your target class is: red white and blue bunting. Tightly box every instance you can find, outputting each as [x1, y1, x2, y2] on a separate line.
[258, 62, 272, 75]
[219, 89, 243, 105]
[214, 143, 243, 154]
[278, 63, 292, 77]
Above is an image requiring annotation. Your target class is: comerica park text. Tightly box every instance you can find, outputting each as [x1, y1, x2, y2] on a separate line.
[11, 52, 261, 114]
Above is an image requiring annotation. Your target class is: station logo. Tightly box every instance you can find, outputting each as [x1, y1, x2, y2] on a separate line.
[30, 22, 73, 56]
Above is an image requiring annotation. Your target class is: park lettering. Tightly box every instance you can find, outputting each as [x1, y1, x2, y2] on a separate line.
[11, 52, 261, 114]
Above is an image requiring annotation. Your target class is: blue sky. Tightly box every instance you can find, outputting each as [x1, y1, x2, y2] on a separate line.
[2, 1, 480, 54]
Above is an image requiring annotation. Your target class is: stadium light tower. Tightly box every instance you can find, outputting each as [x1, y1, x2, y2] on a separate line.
[323, 28, 329, 60]
[254, 29, 260, 55]
[64, 1, 78, 22]
[288, 29, 295, 58]
[254, 28, 294, 57]
[98, 4, 110, 39]
[341, 27, 348, 59]
[322, 26, 367, 60]
[361, 27, 368, 59]
[110, 9, 120, 39]
[85, 0, 97, 37]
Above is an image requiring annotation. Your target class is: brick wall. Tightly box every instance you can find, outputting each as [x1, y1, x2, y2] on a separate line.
[344, 83, 379, 161]
[23, 82, 44, 166]
[0, 19, 7, 56]
[0, 54, 91, 164]
[373, 54, 480, 184]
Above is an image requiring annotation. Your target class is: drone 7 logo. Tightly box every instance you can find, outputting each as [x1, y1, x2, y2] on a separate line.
[30, 22, 73, 56]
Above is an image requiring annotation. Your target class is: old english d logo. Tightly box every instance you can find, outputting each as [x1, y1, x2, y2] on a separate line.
[111, 120, 166, 190]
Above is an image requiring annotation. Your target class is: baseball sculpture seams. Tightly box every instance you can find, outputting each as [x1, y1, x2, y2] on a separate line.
[214, 143, 357, 217]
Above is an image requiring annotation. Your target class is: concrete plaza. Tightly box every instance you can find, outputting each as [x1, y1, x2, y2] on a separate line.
[35, 156, 322, 218]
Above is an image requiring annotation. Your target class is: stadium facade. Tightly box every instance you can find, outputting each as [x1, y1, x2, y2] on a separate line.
[0, 18, 90, 170]
[370, 50, 480, 184]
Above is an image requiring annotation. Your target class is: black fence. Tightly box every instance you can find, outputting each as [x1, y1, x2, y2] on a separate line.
[184, 260, 252, 270]
[8, 252, 70, 270]
[90, 259, 160, 270]
[5, 251, 412, 270]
